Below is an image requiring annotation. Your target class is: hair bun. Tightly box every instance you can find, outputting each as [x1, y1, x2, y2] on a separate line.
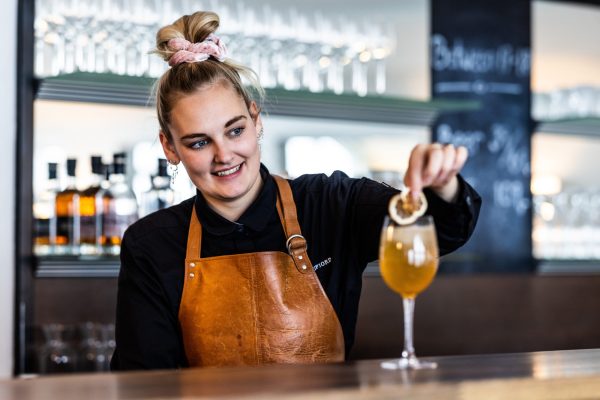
[155, 11, 220, 63]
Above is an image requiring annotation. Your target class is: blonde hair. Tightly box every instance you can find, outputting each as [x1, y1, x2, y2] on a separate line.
[153, 11, 264, 142]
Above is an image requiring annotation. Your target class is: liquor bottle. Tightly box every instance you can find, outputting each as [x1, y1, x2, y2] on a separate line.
[140, 159, 175, 217]
[101, 153, 138, 255]
[55, 158, 80, 255]
[79, 156, 105, 255]
[33, 162, 59, 255]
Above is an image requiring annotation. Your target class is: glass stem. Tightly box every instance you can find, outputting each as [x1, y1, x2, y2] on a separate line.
[402, 297, 416, 361]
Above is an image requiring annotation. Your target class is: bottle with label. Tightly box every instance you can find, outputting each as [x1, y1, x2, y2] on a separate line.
[33, 162, 60, 255]
[140, 159, 175, 217]
[55, 158, 80, 255]
[79, 156, 105, 255]
[101, 153, 138, 255]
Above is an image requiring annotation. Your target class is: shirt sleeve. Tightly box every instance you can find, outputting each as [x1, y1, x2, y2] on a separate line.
[424, 174, 482, 256]
[110, 230, 187, 371]
[352, 174, 481, 265]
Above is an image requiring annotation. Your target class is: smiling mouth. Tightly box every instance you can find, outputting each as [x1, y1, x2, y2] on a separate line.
[213, 164, 242, 177]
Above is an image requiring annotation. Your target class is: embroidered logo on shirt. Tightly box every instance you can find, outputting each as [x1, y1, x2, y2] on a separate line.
[313, 257, 332, 271]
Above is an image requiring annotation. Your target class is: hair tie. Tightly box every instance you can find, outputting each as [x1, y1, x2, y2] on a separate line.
[167, 34, 227, 67]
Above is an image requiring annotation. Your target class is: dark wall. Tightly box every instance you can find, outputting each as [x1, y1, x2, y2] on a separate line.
[351, 274, 600, 360]
[34, 278, 118, 325]
[32, 273, 600, 363]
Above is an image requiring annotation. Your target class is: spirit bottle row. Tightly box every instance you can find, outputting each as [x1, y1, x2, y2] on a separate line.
[101, 152, 138, 255]
[140, 158, 174, 217]
[55, 158, 80, 254]
[79, 156, 106, 254]
[34, 154, 174, 256]
[33, 162, 59, 255]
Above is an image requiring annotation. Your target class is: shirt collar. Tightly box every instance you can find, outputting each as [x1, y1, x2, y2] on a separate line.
[194, 164, 277, 236]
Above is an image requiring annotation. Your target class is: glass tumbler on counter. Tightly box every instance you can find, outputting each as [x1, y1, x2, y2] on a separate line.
[38, 324, 78, 374]
[101, 323, 116, 369]
[378, 215, 439, 370]
[78, 322, 108, 372]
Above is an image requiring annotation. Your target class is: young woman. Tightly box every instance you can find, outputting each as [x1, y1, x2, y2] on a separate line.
[111, 11, 481, 370]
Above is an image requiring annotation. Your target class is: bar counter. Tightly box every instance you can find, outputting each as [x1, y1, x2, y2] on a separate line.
[3, 348, 600, 399]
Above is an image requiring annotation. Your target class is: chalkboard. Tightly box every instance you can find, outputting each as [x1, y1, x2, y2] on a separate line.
[431, 1, 533, 272]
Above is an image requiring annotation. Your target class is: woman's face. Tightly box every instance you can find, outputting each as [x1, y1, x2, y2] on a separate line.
[160, 82, 263, 212]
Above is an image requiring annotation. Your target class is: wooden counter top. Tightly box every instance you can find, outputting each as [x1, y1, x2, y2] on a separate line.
[3, 349, 600, 399]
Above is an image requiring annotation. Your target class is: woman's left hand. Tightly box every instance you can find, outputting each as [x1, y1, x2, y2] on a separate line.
[404, 143, 468, 203]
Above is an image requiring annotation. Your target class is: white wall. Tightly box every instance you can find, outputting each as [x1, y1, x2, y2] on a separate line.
[532, 1, 600, 92]
[0, 0, 17, 378]
[531, 2, 600, 189]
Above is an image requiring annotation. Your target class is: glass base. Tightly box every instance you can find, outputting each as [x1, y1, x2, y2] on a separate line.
[381, 357, 437, 370]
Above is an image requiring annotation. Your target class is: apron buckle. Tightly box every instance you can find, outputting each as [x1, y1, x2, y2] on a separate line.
[286, 234, 306, 255]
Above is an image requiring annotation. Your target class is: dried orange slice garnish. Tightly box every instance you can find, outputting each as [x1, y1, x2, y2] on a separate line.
[388, 191, 428, 225]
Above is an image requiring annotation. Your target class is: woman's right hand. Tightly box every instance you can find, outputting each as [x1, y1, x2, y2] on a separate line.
[403, 143, 469, 203]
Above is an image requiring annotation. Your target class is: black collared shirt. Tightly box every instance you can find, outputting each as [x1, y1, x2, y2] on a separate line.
[111, 164, 481, 370]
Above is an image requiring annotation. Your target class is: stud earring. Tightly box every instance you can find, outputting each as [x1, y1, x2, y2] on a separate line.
[168, 160, 179, 185]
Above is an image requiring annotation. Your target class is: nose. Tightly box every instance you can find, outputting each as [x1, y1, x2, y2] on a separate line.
[213, 140, 234, 164]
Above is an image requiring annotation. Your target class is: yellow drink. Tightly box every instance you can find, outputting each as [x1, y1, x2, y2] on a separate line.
[379, 224, 439, 299]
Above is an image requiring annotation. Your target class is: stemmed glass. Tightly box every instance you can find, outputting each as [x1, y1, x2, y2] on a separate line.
[379, 215, 439, 369]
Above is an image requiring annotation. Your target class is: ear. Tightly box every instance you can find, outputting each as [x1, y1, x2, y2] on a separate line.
[159, 131, 180, 164]
[249, 101, 263, 132]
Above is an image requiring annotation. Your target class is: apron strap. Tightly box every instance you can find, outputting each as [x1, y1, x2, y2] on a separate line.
[272, 175, 313, 274]
[185, 175, 313, 274]
[186, 205, 202, 260]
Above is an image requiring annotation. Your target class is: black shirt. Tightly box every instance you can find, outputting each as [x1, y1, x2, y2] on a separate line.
[111, 164, 481, 370]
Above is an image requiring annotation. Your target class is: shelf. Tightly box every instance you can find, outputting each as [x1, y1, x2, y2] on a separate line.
[536, 259, 600, 275]
[536, 118, 600, 137]
[35, 72, 479, 126]
[35, 256, 120, 278]
[37, 73, 600, 135]
[34, 257, 600, 278]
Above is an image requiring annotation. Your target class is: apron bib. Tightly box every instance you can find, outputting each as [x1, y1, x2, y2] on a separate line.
[178, 175, 344, 367]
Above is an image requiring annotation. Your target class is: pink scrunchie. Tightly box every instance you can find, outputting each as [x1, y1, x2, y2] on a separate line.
[167, 33, 227, 67]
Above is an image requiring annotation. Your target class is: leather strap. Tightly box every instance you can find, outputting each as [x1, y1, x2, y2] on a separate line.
[186, 206, 202, 260]
[272, 175, 313, 274]
[186, 175, 312, 274]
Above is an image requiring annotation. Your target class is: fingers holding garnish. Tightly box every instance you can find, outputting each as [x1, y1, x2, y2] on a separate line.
[388, 191, 428, 225]
[404, 143, 469, 203]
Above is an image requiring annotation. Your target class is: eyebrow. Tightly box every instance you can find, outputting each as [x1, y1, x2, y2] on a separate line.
[225, 115, 246, 128]
[180, 115, 247, 140]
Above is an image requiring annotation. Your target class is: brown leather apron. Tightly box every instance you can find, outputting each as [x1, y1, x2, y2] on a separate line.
[179, 175, 345, 367]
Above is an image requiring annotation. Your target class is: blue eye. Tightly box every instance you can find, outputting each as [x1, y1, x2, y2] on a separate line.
[229, 127, 244, 137]
[190, 138, 210, 149]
